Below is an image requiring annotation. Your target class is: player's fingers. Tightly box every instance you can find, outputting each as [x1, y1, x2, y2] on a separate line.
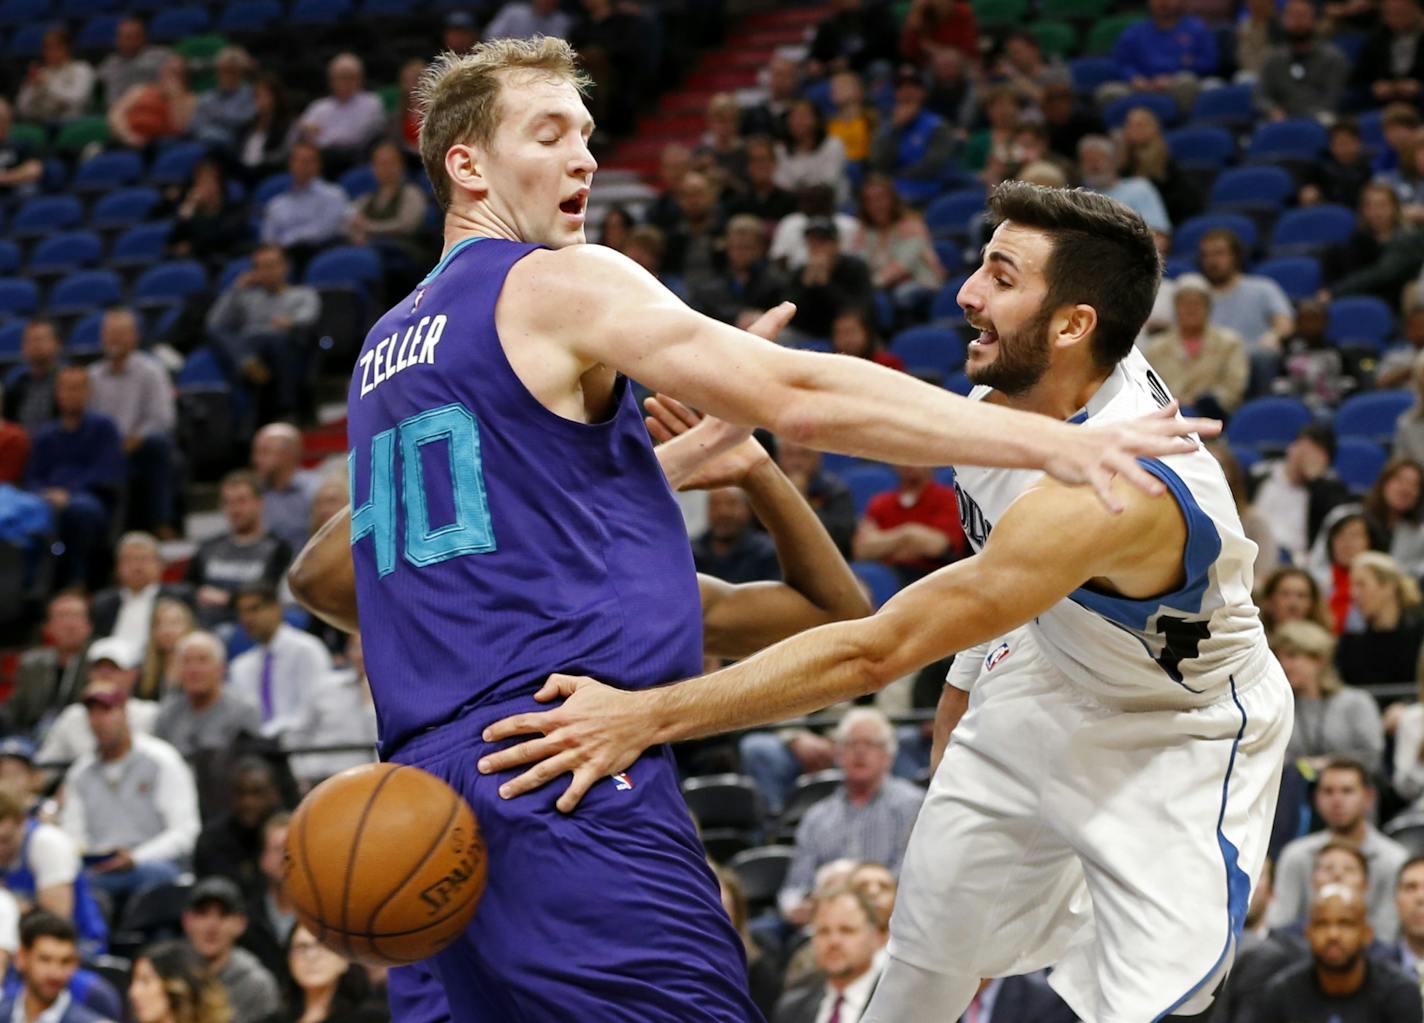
[1180, 416, 1222, 438]
[477, 735, 561, 774]
[645, 416, 674, 444]
[1087, 464, 1125, 515]
[644, 397, 691, 437]
[654, 393, 702, 429]
[482, 710, 555, 742]
[1107, 452, 1166, 498]
[533, 673, 586, 703]
[744, 301, 796, 342]
[497, 750, 581, 799]
[556, 767, 602, 814]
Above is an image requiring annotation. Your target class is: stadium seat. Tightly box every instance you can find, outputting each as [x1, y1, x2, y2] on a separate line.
[74, 14, 119, 51]
[47, 269, 122, 317]
[177, 347, 229, 388]
[1165, 126, 1235, 170]
[852, 560, 901, 607]
[1041, 0, 1107, 17]
[290, 0, 354, 23]
[0, 240, 19, 276]
[1030, 20, 1075, 58]
[133, 260, 208, 308]
[304, 245, 382, 288]
[1208, 166, 1293, 212]
[889, 326, 967, 381]
[0, 280, 38, 318]
[1359, 109, 1386, 153]
[67, 312, 105, 358]
[173, 33, 227, 60]
[110, 221, 173, 271]
[217, 0, 283, 33]
[6, 121, 45, 154]
[111, 880, 193, 955]
[91, 187, 160, 230]
[842, 464, 901, 517]
[253, 172, 292, 206]
[1326, 295, 1395, 350]
[338, 165, 378, 199]
[148, 142, 208, 187]
[1229, 444, 1262, 473]
[1103, 93, 1178, 129]
[0, 320, 25, 363]
[1170, 213, 1258, 259]
[72, 150, 143, 195]
[147, 6, 210, 42]
[972, 0, 1028, 26]
[1190, 84, 1256, 130]
[9, 194, 83, 239]
[362, 0, 417, 14]
[0, 0, 48, 29]
[1333, 31, 1367, 63]
[4, 20, 45, 59]
[930, 273, 971, 322]
[1334, 438, 1387, 492]
[1162, 257, 1195, 279]
[28, 230, 103, 276]
[728, 846, 795, 909]
[1334, 389, 1413, 445]
[1086, 13, 1141, 54]
[1269, 205, 1356, 258]
[53, 116, 110, 154]
[1068, 56, 1121, 93]
[932, 240, 963, 275]
[1228, 396, 1312, 452]
[681, 774, 764, 831]
[218, 256, 254, 292]
[924, 188, 986, 240]
[946, 370, 973, 395]
[62, 0, 116, 18]
[1247, 119, 1327, 163]
[1253, 256, 1321, 301]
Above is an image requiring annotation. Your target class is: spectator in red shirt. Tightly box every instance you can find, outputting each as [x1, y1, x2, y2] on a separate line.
[831, 309, 905, 371]
[900, 0, 979, 65]
[853, 464, 966, 584]
[0, 416, 28, 485]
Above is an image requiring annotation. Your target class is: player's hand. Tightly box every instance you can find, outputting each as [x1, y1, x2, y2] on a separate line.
[477, 674, 655, 813]
[646, 395, 769, 490]
[1046, 401, 1220, 514]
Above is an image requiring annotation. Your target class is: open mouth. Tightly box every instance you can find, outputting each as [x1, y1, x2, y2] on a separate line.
[559, 190, 588, 217]
[969, 323, 999, 347]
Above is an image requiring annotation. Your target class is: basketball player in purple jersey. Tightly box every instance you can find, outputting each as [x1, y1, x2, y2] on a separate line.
[324, 37, 1214, 1022]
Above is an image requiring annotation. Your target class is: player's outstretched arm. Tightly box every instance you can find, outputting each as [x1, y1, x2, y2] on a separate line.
[479, 475, 1184, 811]
[510, 245, 1219, 512]
[288, 507, 358, 633]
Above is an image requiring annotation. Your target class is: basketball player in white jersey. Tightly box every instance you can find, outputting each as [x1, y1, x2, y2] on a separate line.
[480, 182, 1293, 1023]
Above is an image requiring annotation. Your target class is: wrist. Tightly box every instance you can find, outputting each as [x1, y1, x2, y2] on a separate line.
[738, 453, 779, 490]
[646, 686, 684, 745]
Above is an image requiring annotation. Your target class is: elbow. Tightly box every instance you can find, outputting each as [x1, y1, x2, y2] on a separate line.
[287, 548, 321, 614]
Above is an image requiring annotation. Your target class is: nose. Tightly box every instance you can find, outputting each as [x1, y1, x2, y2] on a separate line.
[957, 269, 984, 316]
[572, 139, 598, 179]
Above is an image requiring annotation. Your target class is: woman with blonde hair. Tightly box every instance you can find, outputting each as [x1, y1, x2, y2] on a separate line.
[1118, 106, 1200, 225]
[1257, 565, 1332, 634]
[1272, 619, 1384, 772]
[130, 941, 231, 1023]
[1336, 550, 1424, 687]
[135, 598, 197, 702]
[1393, 349, 1424, 465]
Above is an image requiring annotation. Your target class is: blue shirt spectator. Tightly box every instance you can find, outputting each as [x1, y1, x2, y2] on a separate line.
[260, 142, 350, 250]
[1113, 0, 1219, 81]
[869, 67, 958, 206]
[1079, 135, 1172, 233]
[194, 48, 258, 152]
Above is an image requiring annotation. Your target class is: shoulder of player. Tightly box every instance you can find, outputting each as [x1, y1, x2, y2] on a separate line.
[504, 243, 647, 304]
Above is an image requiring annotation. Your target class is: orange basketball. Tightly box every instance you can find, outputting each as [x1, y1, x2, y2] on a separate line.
[283, 763, 487, 966]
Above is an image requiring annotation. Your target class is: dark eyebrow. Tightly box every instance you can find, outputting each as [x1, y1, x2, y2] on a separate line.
[985, 248, 1019, 272]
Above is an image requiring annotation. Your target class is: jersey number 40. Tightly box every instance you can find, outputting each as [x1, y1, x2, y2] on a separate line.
[349, 402, 496, 577]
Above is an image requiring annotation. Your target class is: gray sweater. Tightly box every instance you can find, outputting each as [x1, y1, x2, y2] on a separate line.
[1285, 689, 1385, 773]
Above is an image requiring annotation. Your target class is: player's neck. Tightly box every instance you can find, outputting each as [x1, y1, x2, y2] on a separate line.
[441, 204, 518, 258]
[999, 364, 1114, 423]
[1314, 957, 1367, 997]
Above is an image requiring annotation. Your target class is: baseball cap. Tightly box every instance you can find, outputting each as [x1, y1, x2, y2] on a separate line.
[87, 636, 140, 671]
[187, 877, 245, 914]
[0, 738, 35, 764]
[80, 679, 126, 709]
[803, 216, 838, 241]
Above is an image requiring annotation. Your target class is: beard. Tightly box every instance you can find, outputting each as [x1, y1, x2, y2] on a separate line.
[966, 305, 1055, 396]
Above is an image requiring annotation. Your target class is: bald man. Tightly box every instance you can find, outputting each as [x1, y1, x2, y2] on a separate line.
[1258, 884, 1420, 1023]
[250, 423, 316, 554]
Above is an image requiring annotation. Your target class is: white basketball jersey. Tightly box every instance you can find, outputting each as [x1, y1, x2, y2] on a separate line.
[952, 348, 1272, 711]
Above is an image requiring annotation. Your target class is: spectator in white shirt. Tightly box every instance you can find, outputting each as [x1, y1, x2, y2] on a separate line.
[294, 53, 385, 173]
[36, 638, 158, 768]
[229, 584, 330, 741]
[59, 677, 200, 912]
[17, 27, 95, 122]
[286, 632, 377, 788]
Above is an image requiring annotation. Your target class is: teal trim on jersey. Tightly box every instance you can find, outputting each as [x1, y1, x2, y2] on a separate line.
[420, 236, 487, 286]
[1151, 675, 1251, 1021]
[350, 430, 398, 577]
[400, 403, 497, 566]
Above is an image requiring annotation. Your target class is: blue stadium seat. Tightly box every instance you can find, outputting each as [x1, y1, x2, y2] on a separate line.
[1253, 256, 1321, 301]
[1334, 438, 1387, 492]
[66, 311, 104, 357]
[1229, 443, 1262, 473]
[946, 370, 973, 395]
[0, 320, 24, 362]
[147, 6, 210, 42]
[1333, 31, 1367, 63]
[889, 326, 967, 382]
[28, 230, 103, 275]
[1102, 92, 1178, 129]
[1163, 257, 1195, 279]
[1170, 213, 1258, 258]
[253, 172, 292, 206]
[1359, 109, 1386, 153]
[1228, 396, 1312, 451]
[177, 347, 228, 387]
[1190, 84, 1256, 129]
[1247, 119, 1327, 163]
[932, 466, 956, 488]
[930, 273, 971, 322]
[0, 0, 48, 29]
[74, 14, 119, 51]
[71, 149, 143, 194]
[1335, 389, 1413, 445]
[218, 256, 253, 292]
[5, 21, 47, 59]
[851, 560, 901, 607]
[1326, 295, 1395, 349]
[148, 142, 208, 187]
[338, 166, 378, 199]
[924, 188, 986, 240]
[304, 245, 382, 288]
[133, 260, 208, 307]
[1209, 165, 1293, 211]
[9, 194, 82, 239]
[1068, 56, 1120, 93]
[0, 240, 19, 276]
[62, 0, 116, 17]
[1268, 205, 1355, 258]
[47, 269, 122, 317]
[1165, 126, 1235, 169]
[290, 0, 353, 23]
[0, 280, 38, 318]
[217, 0, 282, 33]
[841, 464, 900, 517]
[91, 187, 160, 230]
[932, 240, 962, 275]
[110, 221, 172, 270]
[818, 452, 866, 475]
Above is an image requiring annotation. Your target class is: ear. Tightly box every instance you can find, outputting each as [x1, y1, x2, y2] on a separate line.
[1052, 303, 1098, 353]
[443, 143, 486, 204]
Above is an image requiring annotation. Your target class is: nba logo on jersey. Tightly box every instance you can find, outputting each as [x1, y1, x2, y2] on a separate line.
[985, 643, 1011, 672]
[612, 772, 635, 791]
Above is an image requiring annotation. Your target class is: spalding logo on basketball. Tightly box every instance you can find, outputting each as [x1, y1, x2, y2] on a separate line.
[282, 763, 488, 966]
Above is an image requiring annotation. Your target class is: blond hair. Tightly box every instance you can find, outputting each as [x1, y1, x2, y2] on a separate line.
[1352, 550, 1423, 610]
[1272, 619, 1344, 695]
[415, 38, 591, 212]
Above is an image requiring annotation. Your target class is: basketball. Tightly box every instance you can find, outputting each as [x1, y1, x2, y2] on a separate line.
[282, 762, 487, 966]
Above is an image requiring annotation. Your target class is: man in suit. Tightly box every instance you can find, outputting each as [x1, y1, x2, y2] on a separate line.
[4, 594, 92, 739]
[957, 974, 1077, 1023]
[1387, 855, 1424, 979]
[0, 912, 114, 1023]
[774, 886, 886, 1023]
[90, 532, 191, 663]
